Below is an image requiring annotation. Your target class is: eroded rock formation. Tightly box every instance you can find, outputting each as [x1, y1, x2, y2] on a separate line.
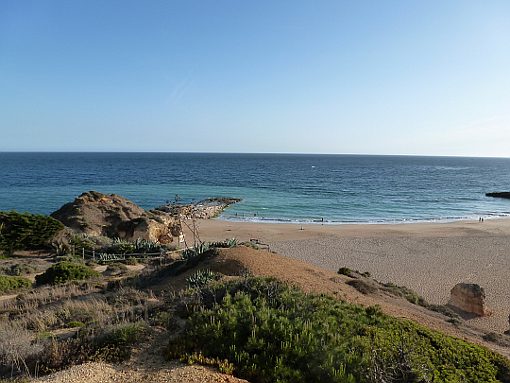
[448, 283, 491, 317]
[51, 191, 179, 243]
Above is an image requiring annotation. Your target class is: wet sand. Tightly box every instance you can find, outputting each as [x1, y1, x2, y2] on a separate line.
[194, 218, 510, 332]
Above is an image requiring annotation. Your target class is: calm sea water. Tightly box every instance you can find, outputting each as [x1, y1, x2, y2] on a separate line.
[1, 153, 510, 224]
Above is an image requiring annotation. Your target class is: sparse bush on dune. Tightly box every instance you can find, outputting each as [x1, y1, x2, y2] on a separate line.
[35, 262, 99, 285]
[337, 266, 353, 276]
[37, 320, 150, 373]
[0, 321, 44, 377]
[381, 282, 427, 306]
[92, 321, 150, 362]
[347, 279, 378, 294]
[2, 263, 37, 277]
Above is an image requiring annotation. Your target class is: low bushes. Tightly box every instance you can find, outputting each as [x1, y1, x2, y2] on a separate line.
[168, 277, 510, 383]
[35, 262, 99, 285]
[381, 282, 427, 306]
[2, 263, 37, 276]
[0, 275, 31, 293]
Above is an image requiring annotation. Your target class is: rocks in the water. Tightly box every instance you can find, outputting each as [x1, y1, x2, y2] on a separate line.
[486, 192, 510, 200]
[155, 197, 241, 219]
[51, 191, 179, 244]
[448, 283, 491, 317]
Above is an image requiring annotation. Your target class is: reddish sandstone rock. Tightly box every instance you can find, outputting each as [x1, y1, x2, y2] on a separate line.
[448, 283, 492, 317]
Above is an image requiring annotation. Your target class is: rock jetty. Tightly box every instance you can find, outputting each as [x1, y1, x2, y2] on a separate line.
[486, 192, 510, 199]
[155, 197, 241, 219]
[448, 283, 491, 317]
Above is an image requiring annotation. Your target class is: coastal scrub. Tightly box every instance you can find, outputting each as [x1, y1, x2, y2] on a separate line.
[168, 277, 510, 383]
[35, 262, 99, 285]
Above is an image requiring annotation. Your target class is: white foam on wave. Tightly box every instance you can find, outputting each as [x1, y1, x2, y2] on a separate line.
[218, 212, 510, 225]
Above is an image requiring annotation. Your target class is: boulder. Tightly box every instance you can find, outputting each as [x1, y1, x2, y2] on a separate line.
[51, 191, 179, 244]
[448, 283, 491, 317]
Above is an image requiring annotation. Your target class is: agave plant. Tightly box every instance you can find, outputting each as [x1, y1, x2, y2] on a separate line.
[186, 269, 218, 288]
[134, 238, 161, 253]
[181, 242, 211, 260]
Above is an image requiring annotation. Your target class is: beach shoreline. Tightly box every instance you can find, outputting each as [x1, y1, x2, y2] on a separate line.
[194, 217, 510, 333]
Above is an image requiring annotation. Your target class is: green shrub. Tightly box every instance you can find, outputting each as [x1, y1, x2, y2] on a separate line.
[0, 275, 31, 293]
[69, 234, 96, 251]
[428, 304, 462, 320]
[338, 267, 371, 278]
[382, 282, 427, 306]
[168, 277, 510, 383]
[337, 267, 353, 276]
[347, 279, 378, 294]
[0, 211, 64, 254]
[35, 262, 99, 285]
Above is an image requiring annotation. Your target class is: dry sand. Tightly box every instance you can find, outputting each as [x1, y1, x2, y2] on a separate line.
[193, 218, 510, 333]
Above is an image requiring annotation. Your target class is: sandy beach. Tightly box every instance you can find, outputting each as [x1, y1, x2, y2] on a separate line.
[195, 218, 510, 333]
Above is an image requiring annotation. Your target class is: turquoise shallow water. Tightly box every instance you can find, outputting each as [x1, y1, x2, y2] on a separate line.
[1, 153, 510, 223]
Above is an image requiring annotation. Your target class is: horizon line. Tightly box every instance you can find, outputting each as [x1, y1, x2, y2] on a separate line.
[0, 150, 509, 159]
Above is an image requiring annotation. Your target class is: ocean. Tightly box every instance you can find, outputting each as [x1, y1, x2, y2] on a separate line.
[1, 152, 510, 224]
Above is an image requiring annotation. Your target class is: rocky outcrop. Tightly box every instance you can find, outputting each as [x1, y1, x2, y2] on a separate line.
[448, 283, 491, 317]
[486, 192, 510, 200]
[51, 191, 179, 244]
[154, 197, 241, 219]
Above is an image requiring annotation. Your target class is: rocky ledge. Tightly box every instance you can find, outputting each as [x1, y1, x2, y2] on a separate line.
[486, 192, 510, 200]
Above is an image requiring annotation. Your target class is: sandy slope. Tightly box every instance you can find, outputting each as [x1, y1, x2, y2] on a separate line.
[195, 218, 510, 334]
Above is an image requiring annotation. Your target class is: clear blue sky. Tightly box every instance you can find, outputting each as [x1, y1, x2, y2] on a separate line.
[1, 1, 509, 156]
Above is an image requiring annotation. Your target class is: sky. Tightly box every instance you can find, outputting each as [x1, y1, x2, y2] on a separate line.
[1, 1, 510, 156]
